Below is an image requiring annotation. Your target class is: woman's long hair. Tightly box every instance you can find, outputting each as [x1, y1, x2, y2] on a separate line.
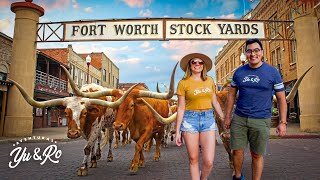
[182, 61, 208, 81]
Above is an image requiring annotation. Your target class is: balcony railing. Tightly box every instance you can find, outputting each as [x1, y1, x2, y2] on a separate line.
[35, 70, 67, 91]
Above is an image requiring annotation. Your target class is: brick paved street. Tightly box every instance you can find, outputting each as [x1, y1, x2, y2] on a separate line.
[0, 138, 319, 180]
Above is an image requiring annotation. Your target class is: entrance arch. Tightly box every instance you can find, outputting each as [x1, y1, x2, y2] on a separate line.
[4, 0, 320, 137]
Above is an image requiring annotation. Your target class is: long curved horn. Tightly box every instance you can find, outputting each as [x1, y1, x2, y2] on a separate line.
[88, 83, 139, 108]
[61, 65, 113, 97]
[141, 98, 177, 124]
[273, 66, 313, 103]
[9, 79, 65, 107]
[139, 62, 178, 99]
[156, 82, 161, 93]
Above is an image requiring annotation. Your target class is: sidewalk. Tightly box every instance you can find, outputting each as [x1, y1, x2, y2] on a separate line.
[0, 126, 71, 144]
[1, 123, 320, 144]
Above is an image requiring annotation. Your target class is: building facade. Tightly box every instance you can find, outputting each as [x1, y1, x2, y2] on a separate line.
[79, 52, 120, 89]
[0, 32, 13, 136]
[34, 51, 70, 128]
[215, 0, 320, 123]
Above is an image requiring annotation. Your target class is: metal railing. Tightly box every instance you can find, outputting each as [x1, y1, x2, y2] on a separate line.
[35, 70, 67, 91]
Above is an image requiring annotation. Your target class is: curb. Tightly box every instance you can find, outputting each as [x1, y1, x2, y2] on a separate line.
[0, 138, 82, 144]
[270, 134, 320, 139]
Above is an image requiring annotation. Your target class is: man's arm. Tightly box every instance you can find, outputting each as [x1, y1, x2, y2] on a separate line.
[224, 87, 237, 129]
[275, 91, 287, 136]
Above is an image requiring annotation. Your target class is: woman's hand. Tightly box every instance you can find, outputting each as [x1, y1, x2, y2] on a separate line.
[224, 116, 231, 129]
[175, 131, 183, 146]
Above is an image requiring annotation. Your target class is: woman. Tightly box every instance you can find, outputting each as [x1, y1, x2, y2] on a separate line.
[175, 53, 225, 180]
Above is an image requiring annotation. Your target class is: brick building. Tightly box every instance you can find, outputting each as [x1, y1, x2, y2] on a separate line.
[214, 0, 320, 122]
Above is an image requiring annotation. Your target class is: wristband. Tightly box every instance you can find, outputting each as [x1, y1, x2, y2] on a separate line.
[279, 120, 287, 125]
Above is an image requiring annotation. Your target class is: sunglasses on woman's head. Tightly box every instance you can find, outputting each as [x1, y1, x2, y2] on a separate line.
[190, 59, 204, 65]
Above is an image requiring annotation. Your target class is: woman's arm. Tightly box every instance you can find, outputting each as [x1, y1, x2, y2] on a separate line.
[211, 93, 225, 120]
[175, 95, 185, 146]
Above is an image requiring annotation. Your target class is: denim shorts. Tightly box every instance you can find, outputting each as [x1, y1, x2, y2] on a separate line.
[180, 109, 217, 133]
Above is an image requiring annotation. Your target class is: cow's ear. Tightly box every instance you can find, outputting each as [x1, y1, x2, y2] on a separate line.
[134, 98, 144, 105]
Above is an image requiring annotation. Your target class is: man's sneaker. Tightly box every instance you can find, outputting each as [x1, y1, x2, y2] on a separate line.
[232, 173, 244, 180]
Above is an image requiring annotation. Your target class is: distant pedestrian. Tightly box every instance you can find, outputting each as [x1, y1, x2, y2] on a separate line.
[224, 38, 287, 180]
[175, 53, 225, 180]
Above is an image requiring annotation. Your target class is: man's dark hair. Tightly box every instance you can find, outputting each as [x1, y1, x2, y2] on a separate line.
[245, 38, 263, 50]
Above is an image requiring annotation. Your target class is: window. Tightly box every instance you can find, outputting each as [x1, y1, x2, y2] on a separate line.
[0, 72, 7, 81]
[116, 78, 119, 88]
[231, 55, 235, 71]
[291, 40, 297, 64]
[103, 69, 107, 81]
[109, 73, 111, 84]
[272, 50, 277, 69]
[70, 64, 75, 80]
[269, 13, 279, 38]
[226, 59, 229, 74]
[276, 47, 282, 70]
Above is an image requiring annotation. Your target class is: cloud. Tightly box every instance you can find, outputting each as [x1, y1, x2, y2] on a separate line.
[0, 0, 11, 8]
[121, 0, 152, 8]
[143, 47, 155, 53]
[185, 12, 194, 17]
[84, 7, 93, 12]
[72, 0, 79, 9]
[139, 9, 152, 17]
[214, 0, 238, 14]
[33, 0, 69, 11]
[161, 40, 227, 61]
[192, 0, 209, 9]
[117, 57, 141, 64]
[140, 41, 150, 48]
[0, 18, 10, 31]
[145, 65, 160, 72]
[220, 13, 236, 19]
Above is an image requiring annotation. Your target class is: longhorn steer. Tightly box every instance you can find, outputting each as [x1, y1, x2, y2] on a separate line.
[9, 77, 136, 176]
[110, 63, 177, 173]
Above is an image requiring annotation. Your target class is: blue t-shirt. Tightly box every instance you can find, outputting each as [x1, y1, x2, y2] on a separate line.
[231, 63, 285, 118]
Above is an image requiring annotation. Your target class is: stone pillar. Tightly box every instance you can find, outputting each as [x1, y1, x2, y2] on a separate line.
[293, 10, 320, 132]
[4, 0, 44, 137]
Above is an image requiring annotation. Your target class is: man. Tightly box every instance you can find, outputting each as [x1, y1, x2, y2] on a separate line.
[224, 38, 287, 180]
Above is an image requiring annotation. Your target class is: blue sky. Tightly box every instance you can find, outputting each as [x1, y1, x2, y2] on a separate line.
[0, 0, 259, 92]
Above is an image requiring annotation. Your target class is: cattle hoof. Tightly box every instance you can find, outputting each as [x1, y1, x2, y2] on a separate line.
[129, 140, 132, 144]
[129, 166, 139, 173]
[114, 144, 118, 149]
[90, 161, 97, 168]
[229, 161, 234, 169]
[138, 162, 145, 167]
[107, 156, 113, 162]
[154, 156, 160, 161]
[77, 167, 88, 176]
[96, 154, 101, 160]
[122, 142, 126, 146]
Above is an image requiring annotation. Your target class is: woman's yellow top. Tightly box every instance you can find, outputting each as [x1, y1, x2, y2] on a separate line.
[177, 77, 215, 110]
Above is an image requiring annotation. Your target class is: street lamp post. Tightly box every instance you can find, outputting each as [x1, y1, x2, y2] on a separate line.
[86, 55, 91, 84]
[240, 52, 246, 66]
